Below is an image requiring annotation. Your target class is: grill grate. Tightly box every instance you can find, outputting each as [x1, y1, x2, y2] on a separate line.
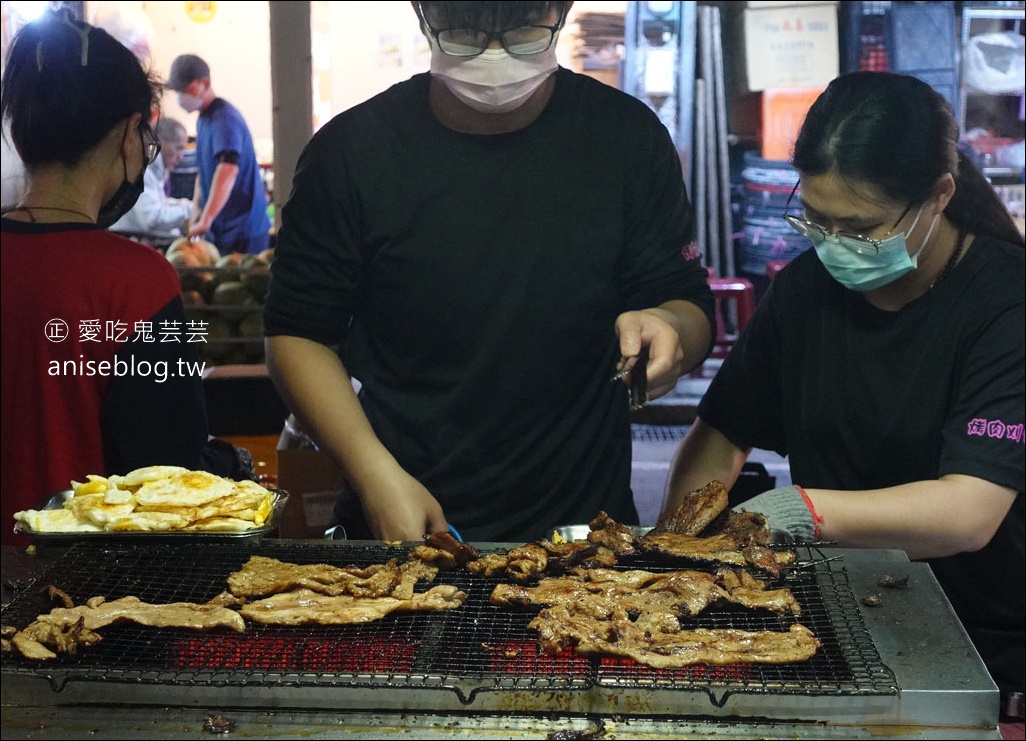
[1, 542, 896, 704]
[631, 424, 690, 442]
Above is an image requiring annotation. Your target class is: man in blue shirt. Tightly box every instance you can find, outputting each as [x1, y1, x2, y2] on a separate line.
[166, 54, 270, 255]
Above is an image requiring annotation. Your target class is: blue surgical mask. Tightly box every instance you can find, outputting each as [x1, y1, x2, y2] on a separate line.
[812, 204, 939, 292]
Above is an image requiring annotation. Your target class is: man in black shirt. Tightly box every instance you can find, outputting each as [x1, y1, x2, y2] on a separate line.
[264, 1, 715, 543]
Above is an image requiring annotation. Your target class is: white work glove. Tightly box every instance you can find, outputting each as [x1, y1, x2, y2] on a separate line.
[733, 485, 822, 543]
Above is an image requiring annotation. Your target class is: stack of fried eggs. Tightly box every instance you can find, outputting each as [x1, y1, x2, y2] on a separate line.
[14, 466, 276, 533]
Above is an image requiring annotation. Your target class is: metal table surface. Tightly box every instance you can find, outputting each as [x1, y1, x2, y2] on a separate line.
[1, 543, 1002, 740]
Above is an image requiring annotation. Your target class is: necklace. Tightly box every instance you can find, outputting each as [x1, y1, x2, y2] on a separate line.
[6, 205, 96, 224]
[930, 228, 967, 290]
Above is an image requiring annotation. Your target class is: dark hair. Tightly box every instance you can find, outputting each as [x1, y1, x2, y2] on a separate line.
[0, 10, 160, 169]
[792, 71, 1024, 249]
[419, 2, 568, 30]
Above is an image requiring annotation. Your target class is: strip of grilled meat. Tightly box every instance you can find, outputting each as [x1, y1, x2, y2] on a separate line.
[5, 594, 245, 660]
[491, 566, 800, 616]
[586, 512, 639, 556]
[637, 531, 795, 579]
[238, 584, 467, 625]
[227, 555, 438, 600]
[422, 531, 481, 566]
[467, 543, 549, 581]
[530, 603, 820, 668]
[652, 480, 729, 535]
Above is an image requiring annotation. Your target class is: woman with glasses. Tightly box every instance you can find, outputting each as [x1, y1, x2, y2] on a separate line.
[664, 71, 1023, 713]
[265, 1, 716, 543]
[0, 10, 228, 547]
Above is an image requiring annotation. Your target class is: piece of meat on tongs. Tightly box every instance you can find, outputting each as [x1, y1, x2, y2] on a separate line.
[652, 480, 729, 535]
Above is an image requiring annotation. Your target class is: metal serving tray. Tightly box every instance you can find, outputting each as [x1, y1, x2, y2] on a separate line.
[11, 487, 288, 546]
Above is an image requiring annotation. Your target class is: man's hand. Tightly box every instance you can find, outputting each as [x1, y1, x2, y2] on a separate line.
[614, 299, 712, 400]
[613, 308, 686, 400]
[187, 219, 210, 239]
[358, 470, 449, 542]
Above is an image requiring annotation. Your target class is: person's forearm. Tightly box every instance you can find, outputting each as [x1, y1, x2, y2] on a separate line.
[662, 417, 749, 513]
[195, 162, 238, 233]
[264, 335, 399, 489]
[651, 299, 713, 375]
[807, 476, 1016, 559]
[191, 175, 202, 222]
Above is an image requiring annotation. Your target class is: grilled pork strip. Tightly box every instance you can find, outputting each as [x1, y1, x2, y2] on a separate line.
[652, 480, 729, 535]
[7, 594, 245, 660]
[467, 543, 548, 582]
[491, 567, 800, 616]
[227, 555, 438, 599]
[637, 531, 795, 578]
[238, 584, 467, 625]
[423, 531, 481, 566]
[530, 603, 819, 668]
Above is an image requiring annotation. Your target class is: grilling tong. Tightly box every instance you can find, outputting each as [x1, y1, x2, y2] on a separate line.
[611, 347, 648, 412]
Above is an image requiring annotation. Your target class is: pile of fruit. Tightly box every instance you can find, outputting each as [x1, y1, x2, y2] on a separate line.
[164, 238, 273, 365]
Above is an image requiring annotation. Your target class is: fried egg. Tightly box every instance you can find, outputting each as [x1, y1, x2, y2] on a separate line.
[64, 494, 137, 526]
[14, 508, 104, 533]
[120, 465, 190, 488]
[133, 470, 234, 507]
[18, 468, 276, 534]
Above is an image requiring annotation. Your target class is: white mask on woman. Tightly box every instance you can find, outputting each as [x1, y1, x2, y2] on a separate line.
[429, 39, 559, 114]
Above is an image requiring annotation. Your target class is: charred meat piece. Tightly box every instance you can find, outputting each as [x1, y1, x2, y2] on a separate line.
[541, 540, 619, 572]
[423, 530, 481, 567]
[530, 603, 819, 668]
[741, 544, 796, 579]
[203, 715, 236, 734]
[707, 510, 772, 546]
[653, 480, 729, 535]
[539, 539, 601, 572]
[547, 719, 606, 740]
[638, 530, 796, 579]
[877, 574, 909, 589]
[587, 511, 639, 556]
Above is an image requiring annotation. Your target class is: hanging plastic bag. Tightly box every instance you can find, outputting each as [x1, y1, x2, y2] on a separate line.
[963, 31, 1025, 94]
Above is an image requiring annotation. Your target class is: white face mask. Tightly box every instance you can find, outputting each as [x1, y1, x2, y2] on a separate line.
[428, 37, 559, 114]
[177, 92, 204, 113]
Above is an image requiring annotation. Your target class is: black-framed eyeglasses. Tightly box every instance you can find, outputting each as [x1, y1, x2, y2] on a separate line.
[140, 123, 161, 165]
[782, 181, 912, 256]
[417, 2, 566, 57]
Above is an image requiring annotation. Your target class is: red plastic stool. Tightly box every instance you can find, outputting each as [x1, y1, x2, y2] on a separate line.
[691, 274, 756, 377]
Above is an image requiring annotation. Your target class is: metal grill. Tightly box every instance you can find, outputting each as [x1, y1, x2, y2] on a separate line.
[1, 541, 895, 707]
[631, 424, 690, 442]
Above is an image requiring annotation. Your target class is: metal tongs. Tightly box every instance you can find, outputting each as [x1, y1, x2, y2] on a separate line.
[611, 347, 649, 412]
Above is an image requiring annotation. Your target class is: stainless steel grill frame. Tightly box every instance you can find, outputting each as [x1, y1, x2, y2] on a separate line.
[1, 542, 1001, 738]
